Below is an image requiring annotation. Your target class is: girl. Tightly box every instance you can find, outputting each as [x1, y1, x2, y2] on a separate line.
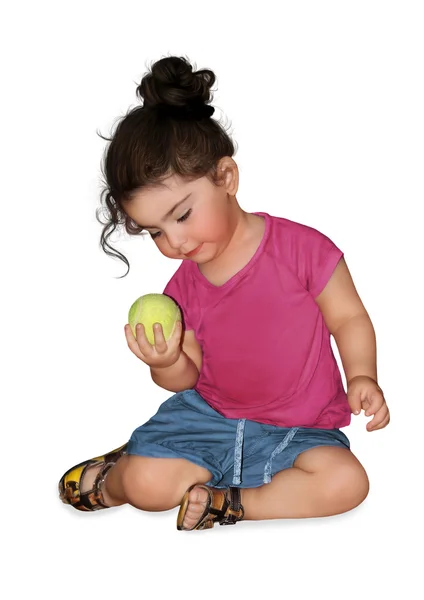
[59, 55, 390, 531]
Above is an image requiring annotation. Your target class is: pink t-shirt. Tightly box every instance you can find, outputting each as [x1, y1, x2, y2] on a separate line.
[163, 212, 351, 429]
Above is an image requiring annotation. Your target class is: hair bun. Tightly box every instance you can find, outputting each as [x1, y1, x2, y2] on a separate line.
[136, 55, 215, 111]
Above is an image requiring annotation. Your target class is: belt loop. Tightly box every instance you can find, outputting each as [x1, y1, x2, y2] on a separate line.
[263, 427, 299, 484]
[233, 419, 246, 485]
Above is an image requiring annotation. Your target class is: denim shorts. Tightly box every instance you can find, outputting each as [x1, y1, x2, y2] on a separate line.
[127, 389, 350, 489]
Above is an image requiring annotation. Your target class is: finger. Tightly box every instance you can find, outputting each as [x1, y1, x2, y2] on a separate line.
[367, 412, 390, 431]
[347, 391, 362, 416]
[169, 320, 183, 345]
[159, 320, 182, 353]
[124, 324, 146, 360]
[364, 390, 385, 416]
[366, 404, 389, 431]
[135, 323, 155, 354]
[152, 323, 168, 353]
[373, 412, 390, 431]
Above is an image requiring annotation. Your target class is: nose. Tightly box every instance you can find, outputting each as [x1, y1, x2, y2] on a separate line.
[166, 229, 188, 251]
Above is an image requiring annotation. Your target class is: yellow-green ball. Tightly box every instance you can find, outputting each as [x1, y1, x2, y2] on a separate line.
[128, 293, 181, 345]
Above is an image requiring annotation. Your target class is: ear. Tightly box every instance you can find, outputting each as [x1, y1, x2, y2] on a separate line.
[217, 156, 239, 196]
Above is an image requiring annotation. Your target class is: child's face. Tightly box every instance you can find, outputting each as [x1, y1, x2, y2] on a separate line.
[125, 161, 238, 264]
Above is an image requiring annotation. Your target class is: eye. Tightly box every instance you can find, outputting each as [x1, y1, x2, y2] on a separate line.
[177, 208, 192, 223]
[149, 209, 192, 240]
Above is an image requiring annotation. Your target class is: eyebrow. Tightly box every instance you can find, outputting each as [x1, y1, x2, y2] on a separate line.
[138, 193, 192, 229]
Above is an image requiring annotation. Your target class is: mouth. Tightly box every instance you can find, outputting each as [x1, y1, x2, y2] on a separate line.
[184, 244, 203, 258]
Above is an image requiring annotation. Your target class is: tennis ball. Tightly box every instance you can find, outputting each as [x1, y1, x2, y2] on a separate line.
[128, 293, 182, 345]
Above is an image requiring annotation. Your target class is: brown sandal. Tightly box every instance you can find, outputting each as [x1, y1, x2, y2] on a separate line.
[177, 485, 244, 530]
[58, 444, 127, 511]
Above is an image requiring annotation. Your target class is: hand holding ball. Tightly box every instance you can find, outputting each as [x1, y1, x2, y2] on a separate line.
[128, 293, 182, 345]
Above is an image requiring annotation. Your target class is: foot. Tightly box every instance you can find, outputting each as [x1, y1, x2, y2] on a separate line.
[182, 485, 210, 529]
[80, 463, 115, 506]
[177, 485, 245, 530]
[59, 444, 127, 511]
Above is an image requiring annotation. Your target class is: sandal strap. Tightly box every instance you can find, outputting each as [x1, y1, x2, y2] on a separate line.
[78, 461, 114, 510]
[59, 444, 127, 511]
[219, 487, 244, 525]
[177, 485, 244, 530]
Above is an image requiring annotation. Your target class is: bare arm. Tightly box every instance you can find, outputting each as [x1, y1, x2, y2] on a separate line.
[315, 258, 377, 385]
[150, 350, 199, 392]
[332, 313, 377, 384]
[150, 329, 203, 392]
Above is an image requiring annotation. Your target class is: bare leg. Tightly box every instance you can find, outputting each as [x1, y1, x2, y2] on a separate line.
[182, 447, 369, 529]
[81, 455, 212, 511]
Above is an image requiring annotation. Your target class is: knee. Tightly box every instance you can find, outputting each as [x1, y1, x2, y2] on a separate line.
[326, 462, 370, 512]
[121, 456, 183, 511]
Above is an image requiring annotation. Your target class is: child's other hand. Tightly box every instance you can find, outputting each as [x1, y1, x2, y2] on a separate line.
[347, 375, 390, 431]
[124, 321, 183, 369]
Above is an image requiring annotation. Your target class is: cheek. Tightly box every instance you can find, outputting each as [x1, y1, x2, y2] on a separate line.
[153, 235, 183, 258]
[200, 216, 227, 241]
[155, 240, 180, 258]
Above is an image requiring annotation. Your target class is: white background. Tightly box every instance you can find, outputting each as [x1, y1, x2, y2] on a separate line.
[1, 1, 423, 598]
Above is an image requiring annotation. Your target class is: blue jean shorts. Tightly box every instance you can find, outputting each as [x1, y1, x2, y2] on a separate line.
[127, 389, 350, 489]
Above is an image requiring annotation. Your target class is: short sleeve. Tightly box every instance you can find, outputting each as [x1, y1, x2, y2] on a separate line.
[163, 265, 194, 330]
[294, 225, 344, 298]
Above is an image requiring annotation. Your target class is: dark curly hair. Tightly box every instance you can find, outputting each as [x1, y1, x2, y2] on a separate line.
[96, 55, 236, 278]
